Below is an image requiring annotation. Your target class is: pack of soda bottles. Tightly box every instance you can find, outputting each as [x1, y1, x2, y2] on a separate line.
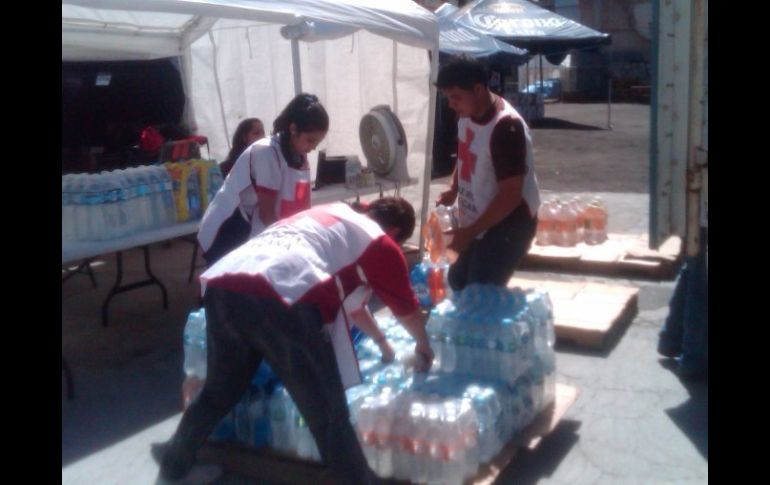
[181, 281, 557, 483]
[535, 196, 608, 247]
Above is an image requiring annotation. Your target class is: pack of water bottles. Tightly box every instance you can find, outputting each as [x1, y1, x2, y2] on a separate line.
[181, 308, 281, 447]
[62, 160, 223, 243]
[180, 281, 556, 483]
[427, 284, 556, 387]
[341, 284, 556, 481]
[62, 165, 178, 243]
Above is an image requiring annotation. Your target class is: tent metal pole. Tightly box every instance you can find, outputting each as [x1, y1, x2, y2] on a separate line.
[539, 53, 544, 91]
[420, 45, 438, 261]
[607, 46, 613, 130]
[539, 54, 544, 118]
[419, 47, 440, 261]
[208, 31, 230, 150]
[526, 60, 529, 89]
[291, 38, 302, 95]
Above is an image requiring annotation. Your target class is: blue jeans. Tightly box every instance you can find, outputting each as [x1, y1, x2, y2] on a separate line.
[658, 228, 708, 379]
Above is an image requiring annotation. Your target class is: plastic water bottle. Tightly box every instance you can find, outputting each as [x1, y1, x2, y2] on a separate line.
[428, 266, 447, 306]
[83, 173, 107, 241]
[206, 161, 224, 207]
[356, 396, 381, 471]
[62, 175, 76, 243]
[134, 167, 155, 231]
[446, 400, 476, 485]
[388, 394, 416, 480]
[424, 402, 444, 484]
[498, 317, 519, 385]
[72, 174, 89, 242]
[144, 166, 163, 228]
[527, 291, 556, 374]
[186, 165, 202, 220]
[554, 199, 578, 247]
[269, 387, 294, 452]
[517, 316, 534, 375]
[535, 199, 555, 246]
[295, 411, 320, 461]
[570, 197, 588, 243]
[435, 205, 454, 232]
[101, 171, 127, 239]
[402, 401, 427, 483]
[155, 165, 177, 225]
[182, 309, 207, 408]
[440, 316, 458, 373]
[410, 263, 432, 309]
[109, 170, 131, 237]
[436, 205, 457, 250]
[373, 397, 396, 477]
[584, 197, 608, 245]
[122, 168, 143, 234]
[248, 387, 271, 447]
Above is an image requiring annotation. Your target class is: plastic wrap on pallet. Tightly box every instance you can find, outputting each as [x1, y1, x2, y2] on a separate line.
[181, 283, 557, 481]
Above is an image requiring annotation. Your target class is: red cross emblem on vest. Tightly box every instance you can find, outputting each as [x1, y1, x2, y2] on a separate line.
[458, 127, 476, 182]
[279, 181, 311, 218]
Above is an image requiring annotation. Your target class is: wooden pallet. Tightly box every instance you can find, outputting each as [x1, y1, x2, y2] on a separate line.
[197, 384, 579, 485]
[509, 277, 640, 350]
[520, 234, 682, 280]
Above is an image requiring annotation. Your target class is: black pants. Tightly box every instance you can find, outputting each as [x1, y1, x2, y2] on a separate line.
[202, 209, 251, 266]
[156, 287, 376, 484]
[449, 206, 537, 291]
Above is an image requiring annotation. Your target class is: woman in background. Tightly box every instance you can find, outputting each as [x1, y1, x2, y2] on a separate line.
[219, 118, 265, 177]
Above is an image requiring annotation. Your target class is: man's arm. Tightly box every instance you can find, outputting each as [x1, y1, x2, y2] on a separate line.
[349, 307, 395, 363]
[436, 165, 459, 206]
[358, 238, 435, 371]
[396, 309, 433, 372]
[448, 175, 524, 253]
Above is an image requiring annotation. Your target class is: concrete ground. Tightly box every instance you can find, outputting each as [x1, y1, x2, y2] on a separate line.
[62, 103, 707, 484]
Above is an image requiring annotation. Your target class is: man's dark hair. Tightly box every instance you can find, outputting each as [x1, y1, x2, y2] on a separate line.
[435, 57, 489, 91]
[367, 197, 416, 245]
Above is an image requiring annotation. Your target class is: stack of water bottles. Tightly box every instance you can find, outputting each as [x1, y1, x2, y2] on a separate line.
[62, 165, 178, 243]
[62, 160, 224, 244]
[535, 196, 608, 247]
[179, 279, 556, 483]
[181, 307, 279, 446]
[342, 284, 556, 482]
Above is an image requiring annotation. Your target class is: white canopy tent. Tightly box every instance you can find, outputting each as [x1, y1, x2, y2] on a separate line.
[62, 0, 440, 246]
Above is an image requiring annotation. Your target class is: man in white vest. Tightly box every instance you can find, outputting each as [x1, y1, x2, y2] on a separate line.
[153, 197, 433, 485]
[436, 58, 541, 291]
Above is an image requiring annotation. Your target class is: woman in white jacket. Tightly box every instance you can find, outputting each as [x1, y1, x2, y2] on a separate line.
[198, 93, 329, 265]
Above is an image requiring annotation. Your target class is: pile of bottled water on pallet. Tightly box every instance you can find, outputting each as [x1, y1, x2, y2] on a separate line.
[61, 160, 223, 243]
[181, 283, 556, 484]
